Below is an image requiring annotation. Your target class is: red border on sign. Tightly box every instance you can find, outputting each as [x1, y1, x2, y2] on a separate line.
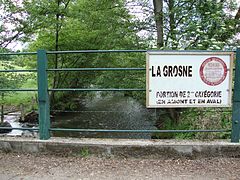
[199, 57, 227, 86]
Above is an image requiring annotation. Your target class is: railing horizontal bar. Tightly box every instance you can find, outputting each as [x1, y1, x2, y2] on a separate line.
[47, 68, 146, 71]
[51, 109, 232, 114]
[47, 50, 236, 55]
[183, 110, 233, 113]
[47, 50, 147, 54]
[0, 127, 39, 131]
[0, 89, 38, 92]
[0, 50, 235, 56]
[0, 114, 20, 116]
[48, 88, 145, 91]
[0, 69, 37, 72]
[148, 50, 235, 53]
[50, 128, 230, 133]
[51, 110, 129, 113]
[0, 52, 37, 56]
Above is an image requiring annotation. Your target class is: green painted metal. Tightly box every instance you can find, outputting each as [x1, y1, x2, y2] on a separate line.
[1, 93, 3, 123]
[0, 49, 236, 56]
[48, 88, 145, 91]
[51, 110, 128, 113]
[46, 50, 235, 55]
[231, 48, 240, 142]
[47, 67, 145, 71]
[51, 109, 232, 114]
[0, 89, 37, 92]
[47, 50, 147, 54]
[0, 49, 238, 142]
[0, 52, 37, 56]
[0, 69, 37, 72]
[0, 127, 39, 131]
[50, 128, 230, 133]
[37, 50, 50, 140]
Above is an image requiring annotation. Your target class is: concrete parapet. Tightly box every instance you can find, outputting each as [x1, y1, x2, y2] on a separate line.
[0, 137, 239, 158]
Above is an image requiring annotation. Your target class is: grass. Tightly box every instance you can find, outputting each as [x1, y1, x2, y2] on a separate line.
[1, 78, 38, 110]
[72, 148, 90, 157]
[80, 148, 90, 157]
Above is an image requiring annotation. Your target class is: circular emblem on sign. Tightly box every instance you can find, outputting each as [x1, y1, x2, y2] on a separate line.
[199, 57, 227, 86]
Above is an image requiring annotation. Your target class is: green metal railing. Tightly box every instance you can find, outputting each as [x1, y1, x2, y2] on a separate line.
[231, 48, 240, 142]
[0, 49, 240, 142]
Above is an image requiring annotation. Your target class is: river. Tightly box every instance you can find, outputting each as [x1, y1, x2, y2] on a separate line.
[52, 95, 157, 139]
[3, 112, 22, 136]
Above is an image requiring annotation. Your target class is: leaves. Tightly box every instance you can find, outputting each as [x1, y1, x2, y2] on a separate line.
[1, 0, 240, 110]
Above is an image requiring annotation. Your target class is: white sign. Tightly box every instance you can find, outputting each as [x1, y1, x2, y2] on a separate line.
[146, 52, 233, 108]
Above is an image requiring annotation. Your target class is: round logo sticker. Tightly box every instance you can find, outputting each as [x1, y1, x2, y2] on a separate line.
[199, 57, 227, 86]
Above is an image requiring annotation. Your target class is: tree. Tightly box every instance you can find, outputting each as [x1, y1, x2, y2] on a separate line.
[21, 0, 147, 109]
[128, 0, 239, 130]
[0, 48, 28, 124]
[130, 0, 238, 50]
[153, 0, 164, 48]
[0, 0, 34, 49]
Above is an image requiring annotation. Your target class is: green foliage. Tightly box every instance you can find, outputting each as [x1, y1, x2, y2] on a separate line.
[1, 0, 239, 140]
[176, 108, 232, 139]
[22, 0, 147, 109]
[0, 0, 34, 48]
[1, 78, 37, 108]
[152, 108, 232, 140]
[0, 49, 36, 112]
[132, 0, 238, 50]
[0, 50, 29, 91]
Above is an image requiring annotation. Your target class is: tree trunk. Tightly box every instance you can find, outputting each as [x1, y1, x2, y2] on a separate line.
[50, 0, 71, 107]
[168, 0, 177, 49]
[153, 0, 164, 48]
[153, 0, 180, 127]
[235, 6, 240, 20]
[50, 0, 61, 107]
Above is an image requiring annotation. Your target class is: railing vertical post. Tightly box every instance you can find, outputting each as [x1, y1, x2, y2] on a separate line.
[1, 93, 4, 123]
[37, 50, 50, 140]
[231, 48, 240, 143]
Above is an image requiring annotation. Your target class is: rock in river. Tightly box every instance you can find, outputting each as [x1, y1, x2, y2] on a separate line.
[0, 121, 12, 133]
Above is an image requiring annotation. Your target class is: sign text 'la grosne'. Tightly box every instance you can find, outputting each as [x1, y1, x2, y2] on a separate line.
[146, 52, 233, 108]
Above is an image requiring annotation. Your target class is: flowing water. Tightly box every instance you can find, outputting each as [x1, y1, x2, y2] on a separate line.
[1, 95, 158, 139]
[52, 95, 157, 139]
[3, 112, 22, 136]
